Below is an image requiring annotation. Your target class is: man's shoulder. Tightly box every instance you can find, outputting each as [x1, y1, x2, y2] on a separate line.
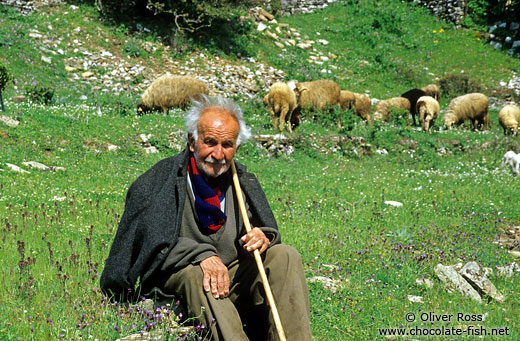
[129, 151, 187, 195]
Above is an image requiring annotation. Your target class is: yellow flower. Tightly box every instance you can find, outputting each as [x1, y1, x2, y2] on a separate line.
[439, 28, 444, 33]
[477, 37, 481, 41]
[434, 40, 438, 44]
[433, 30, 437, 33]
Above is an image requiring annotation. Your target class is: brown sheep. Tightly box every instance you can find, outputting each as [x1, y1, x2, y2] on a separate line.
[292, 79, 341, 127]
[340, 90, 355, 110]
[421, 84, 441, 101]
[137, 75, 209, 113]
[443, 93, 489, 130]
[372, 97, 411, 123]
[265, 82, 298, 132]
[353, 93, 372, 122]
[416, 96, 440, 131]
[498, 104, 520, 136]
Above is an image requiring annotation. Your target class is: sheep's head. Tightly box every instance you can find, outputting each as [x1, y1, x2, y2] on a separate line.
[262, 94, 269, 107]
[443, 111, 457, 128]
[136, 102, 150, 115]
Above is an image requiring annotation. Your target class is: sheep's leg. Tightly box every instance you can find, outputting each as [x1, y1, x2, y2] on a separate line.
[270, 108, 278, 131]
[286, 109, 294, 133]
[279, 104, 289, 133]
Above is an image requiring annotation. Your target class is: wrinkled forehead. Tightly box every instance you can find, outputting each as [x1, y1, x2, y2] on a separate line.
[197, 106, 239, 137]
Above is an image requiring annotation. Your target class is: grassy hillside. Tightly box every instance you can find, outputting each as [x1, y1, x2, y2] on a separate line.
[1, 1, 520, 339]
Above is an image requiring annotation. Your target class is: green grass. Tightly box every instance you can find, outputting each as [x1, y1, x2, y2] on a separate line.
[1, 0, 520, 339]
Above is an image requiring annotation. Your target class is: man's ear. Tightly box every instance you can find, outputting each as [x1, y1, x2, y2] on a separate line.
[188, 133, 195, 152]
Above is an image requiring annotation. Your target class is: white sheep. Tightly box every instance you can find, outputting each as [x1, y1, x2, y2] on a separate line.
[501, 150, 520, 175]
[443, 93, 489, 130]
[137, 74, 209, 113]
[339, 90, 355, 110]
[372, 97, 411, 123]
[265, 82, 298, 132]
[421, 84, 441, 101]
[498, 104, 520, 136]
[416, 96, 440, 131]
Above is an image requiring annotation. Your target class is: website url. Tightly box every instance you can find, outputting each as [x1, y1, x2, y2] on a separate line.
[378, 325, 510, 337]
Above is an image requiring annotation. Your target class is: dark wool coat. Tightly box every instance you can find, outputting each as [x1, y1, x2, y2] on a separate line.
[100, 149, 279, 301]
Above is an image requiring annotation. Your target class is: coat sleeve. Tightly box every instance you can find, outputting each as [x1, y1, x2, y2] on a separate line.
[99, 180, 149, 300]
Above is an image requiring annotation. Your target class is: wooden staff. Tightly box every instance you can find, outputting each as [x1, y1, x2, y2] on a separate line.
[231, 162, 287, 341]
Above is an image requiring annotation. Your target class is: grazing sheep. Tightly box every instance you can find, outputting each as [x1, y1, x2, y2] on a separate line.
[372, 97, 411, 123]
[265, 82, 298, 132]
[137, 75, 209, 113]
[292, 79, 341, 126]
[498, 104, 520, 136]
[421, 84, 441, 101]
[353, 92, 371, 122]
[416, 96, 440, 131]
[340, 90, 355, 110]
[443, 93, 489, 130]
[401, 88, 427, 126]
[501, 150, 520, 175]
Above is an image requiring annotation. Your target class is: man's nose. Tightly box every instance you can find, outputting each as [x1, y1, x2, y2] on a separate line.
[212, 145, 224, 160]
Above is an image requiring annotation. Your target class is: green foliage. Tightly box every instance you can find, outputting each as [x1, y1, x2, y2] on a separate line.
[0, 60, 11, 92]
[438, 73, 484, 99]
[123, 38, 145, 58]
[24, 84, 55, 105]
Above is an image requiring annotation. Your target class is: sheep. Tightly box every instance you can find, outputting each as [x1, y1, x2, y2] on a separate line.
[137, 75, 209, 113]
[400, 88, 427, 126]
[443, 93, 489, 130]
[292, 79, 341, 127]
[416, 96, 440, 131]
[339, 90, 355, 110]
[340, 90, 372, 122]
[264, 82, 298, 132]
[498, 104, 520, 136]
[421, 84, 441, 101]
[353, 92, 371, 122]
[501, 150, 520, 175]
[372, 97, 411, 123]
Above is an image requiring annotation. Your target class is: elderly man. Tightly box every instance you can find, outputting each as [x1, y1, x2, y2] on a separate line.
[100, 96, 312, 340]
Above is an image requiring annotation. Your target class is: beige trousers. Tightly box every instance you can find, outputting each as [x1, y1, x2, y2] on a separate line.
[163, 244, 312, 341]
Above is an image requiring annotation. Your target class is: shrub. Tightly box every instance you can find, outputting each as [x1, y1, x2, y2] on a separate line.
[25, 84, 54, 105]
[438, 74, 484, 98]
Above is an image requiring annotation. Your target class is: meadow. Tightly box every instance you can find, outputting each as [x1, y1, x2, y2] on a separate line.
[1, 0, 520, 339]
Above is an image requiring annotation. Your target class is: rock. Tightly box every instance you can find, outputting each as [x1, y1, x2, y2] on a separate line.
[257, 22, 267, 32]
[12, 96, 26, 103]
[6, 163, 30, 174]
[143, 146, 158, 154]
[274, 42, 285, 49]
[0, 115, 20, 127]
[434, 264, 482, 302]
[317, 39, 329, 45]
[384, 201, 403, 207]
[22, 161, 52, 171]
[407, 295, 424, 303]
[81, 71, 94, 78]
[106, 143, 120, 152]
[509, 250, 520, 257]
[415, 277, 434, 288]
[259, 8, 274, 21]
[513, 41, 520, 49]
[297, 43, 312, 50]
[138, 133, 152, 144]
[264, 30, 279, 41]
[41, 56, 52, 64]
[308, 276, 344, 294]
[511, 22, 520, 30]
[496, 262, 520, 278]
[65, 66, 76, 72]
[458, 261, 504, 303]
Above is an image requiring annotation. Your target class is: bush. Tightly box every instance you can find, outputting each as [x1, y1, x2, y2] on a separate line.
[25, 84, 54, 105]
[438, 74, 484, 98]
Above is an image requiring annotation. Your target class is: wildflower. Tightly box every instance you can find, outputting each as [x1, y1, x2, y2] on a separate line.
[433, 30, 437, 33]
[434, 40, 438, 44]
[439, 28, 444, 33]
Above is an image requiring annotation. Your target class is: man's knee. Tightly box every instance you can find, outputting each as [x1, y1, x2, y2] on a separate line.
[265, 244, 303, 271]
[164, 264, 204, 293]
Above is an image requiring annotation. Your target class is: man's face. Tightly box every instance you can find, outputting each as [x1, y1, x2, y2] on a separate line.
[189, 107, 240, 178]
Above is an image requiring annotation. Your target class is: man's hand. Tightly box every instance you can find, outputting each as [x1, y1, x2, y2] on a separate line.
[240, 227, 270, 254]
[199, 256, 229, 299]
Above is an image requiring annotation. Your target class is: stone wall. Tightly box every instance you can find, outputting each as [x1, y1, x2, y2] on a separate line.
[263, 0, 339, 16]
[411, 0, 466, 26]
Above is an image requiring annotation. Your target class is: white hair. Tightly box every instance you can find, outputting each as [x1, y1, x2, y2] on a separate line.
[185, 95, 251, 145]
